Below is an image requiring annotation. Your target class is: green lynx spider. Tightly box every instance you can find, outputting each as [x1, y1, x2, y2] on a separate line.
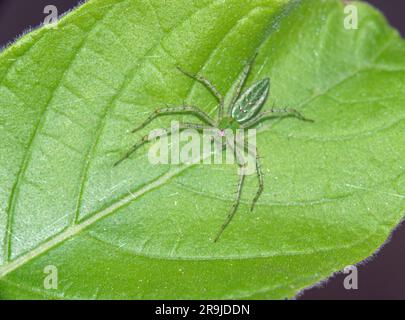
[115, 54, 312, 242]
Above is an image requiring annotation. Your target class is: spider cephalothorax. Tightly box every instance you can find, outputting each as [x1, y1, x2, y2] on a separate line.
[115, 54, 312, 242]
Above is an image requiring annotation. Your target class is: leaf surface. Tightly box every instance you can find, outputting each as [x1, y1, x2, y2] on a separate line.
[0, 0, 404, 299]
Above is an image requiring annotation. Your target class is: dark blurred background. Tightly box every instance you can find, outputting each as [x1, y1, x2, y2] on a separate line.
[0, 0, 404, 300]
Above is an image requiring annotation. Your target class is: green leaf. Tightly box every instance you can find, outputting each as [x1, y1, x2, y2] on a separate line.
[0, 0, 404, 299]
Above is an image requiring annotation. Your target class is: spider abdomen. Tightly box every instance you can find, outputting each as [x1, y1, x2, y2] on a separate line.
[231, 77, 270, 123]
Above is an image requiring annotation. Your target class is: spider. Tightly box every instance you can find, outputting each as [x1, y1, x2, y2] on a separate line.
[115, 54, 312, 242]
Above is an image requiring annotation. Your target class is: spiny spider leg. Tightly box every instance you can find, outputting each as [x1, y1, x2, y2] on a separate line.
[214, 140, 248, 243]
[114, 134, 151, 167]
[180, 123, 214, 130]
[213, 138, 263, 241]
[241, 108, 313, 128]
[115, 123, 212, 166]
[234, 139, 263, 212]
[227, 52, 258, 115]
[214, 169, 246, 243]
[234, 139, 264, 212]
[177, 67, 225, 120]
[132, 106, 215, 133]
[250, 147, 264, 212]
[233, 137, 256, 158]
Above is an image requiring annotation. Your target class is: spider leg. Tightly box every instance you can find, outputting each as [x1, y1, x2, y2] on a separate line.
[214, 140, 247, 243]
[114, 134, 151, 166]
[115, 123, 202, 166]
[180, 123, 214, 130]
[241, 108, 313, 128]
[232, 138, 256, 158]
[234, 139, 263, 211]
[214, 166, 246, 243]
[177, 67, 225, 120]
[227, 52, 258, 115]
[250, 147, 264, 212]
[132, 106, 215, 133]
